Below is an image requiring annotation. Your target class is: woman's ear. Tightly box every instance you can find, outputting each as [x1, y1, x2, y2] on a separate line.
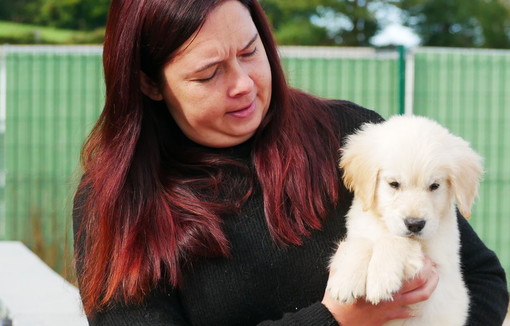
[140, 72, 164, 101]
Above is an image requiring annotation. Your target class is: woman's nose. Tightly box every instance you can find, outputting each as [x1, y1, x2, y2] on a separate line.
[228, 62, 254, 97]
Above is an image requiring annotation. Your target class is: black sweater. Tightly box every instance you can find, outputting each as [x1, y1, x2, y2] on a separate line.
[73, 101, 508, 326]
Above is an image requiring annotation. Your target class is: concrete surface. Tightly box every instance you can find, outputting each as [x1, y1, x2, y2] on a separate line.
[0, 241, 87, 326]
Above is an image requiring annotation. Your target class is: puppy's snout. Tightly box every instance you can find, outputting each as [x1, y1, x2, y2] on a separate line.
[404, 217, 426, 233]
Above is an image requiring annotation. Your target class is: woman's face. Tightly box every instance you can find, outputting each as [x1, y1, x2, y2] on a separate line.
[144, 0, 272, 148]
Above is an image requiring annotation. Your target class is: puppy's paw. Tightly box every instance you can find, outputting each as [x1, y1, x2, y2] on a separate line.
[365, 245, 406, 304]
[365, 269, 402, 304]
[327, 238, 373, 303]
[327, 269, 366, 304]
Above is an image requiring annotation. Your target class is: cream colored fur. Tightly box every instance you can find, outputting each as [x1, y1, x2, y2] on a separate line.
[327, 115, 483, 326]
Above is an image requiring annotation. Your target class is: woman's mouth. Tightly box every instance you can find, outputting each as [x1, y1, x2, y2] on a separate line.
[227, 101, 256, 119]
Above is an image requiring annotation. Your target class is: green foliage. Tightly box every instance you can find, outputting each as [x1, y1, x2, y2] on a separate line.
[260, 0, 320, 30]
[0, 0, 110, 31]
[260, 0, 380, 46]
[0, 20, 104, 44]
[1, 0, 509, 48]
[397, 0, 510, 48]
[261, 0, 510, 47]
[34, 0, 110, 30]
[0, 0, 32, 22]
[275, 19, 331, 45]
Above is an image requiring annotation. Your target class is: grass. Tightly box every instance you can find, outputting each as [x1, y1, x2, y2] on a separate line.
[0, 20, 104, 44]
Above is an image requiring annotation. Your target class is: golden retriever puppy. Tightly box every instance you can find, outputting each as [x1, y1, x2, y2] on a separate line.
[327, 115, 483, 326]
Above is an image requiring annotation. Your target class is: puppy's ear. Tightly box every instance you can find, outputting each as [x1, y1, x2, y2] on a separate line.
[448, 137, 484, 219]
[340, 130, 380, 211]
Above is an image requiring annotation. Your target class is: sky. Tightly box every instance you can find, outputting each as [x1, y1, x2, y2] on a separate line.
[371, 23, 420, 47]
[370, 2, 421, 47]
[312, 1, 422, 48]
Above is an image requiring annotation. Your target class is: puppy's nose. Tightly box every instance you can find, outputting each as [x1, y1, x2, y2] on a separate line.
[404, 217, 426, 233]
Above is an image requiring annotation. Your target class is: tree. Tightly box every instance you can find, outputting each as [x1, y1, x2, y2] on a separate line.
[396, 0, 510, 48]
[0, 0, 35, 22]
[260, 0, 381, 46]
[29, 0, 110, 30]
[322, 0, 380, 45]
[260, 0, 330, 45]
[0, 0, 110, 31]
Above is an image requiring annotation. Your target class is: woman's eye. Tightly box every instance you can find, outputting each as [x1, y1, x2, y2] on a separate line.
[389, 181, 400, 189]
[194, 70, 217, 83]
[429, 183, 440, 191]
[241, 47, 257, 57]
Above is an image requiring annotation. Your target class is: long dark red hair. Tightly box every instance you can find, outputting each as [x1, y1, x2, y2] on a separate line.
[76, 0, 340, 316]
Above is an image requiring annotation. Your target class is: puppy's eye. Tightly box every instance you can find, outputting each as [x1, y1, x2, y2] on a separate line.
[389, 181, 400, 189]
[429, 183, 440, 191]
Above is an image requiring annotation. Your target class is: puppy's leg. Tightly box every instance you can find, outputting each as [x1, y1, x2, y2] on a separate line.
[403, 240, 424, 280]
[366, 236, 423, 304]
[327, 238, 373, 303]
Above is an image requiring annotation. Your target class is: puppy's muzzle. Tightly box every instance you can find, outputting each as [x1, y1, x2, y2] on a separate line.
[404, 217, 426, 234]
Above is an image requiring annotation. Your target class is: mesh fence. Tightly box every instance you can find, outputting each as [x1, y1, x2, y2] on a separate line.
[411, 48, 510, 260]
[1, 46, 103, 277]
[1, 45, 508, 285]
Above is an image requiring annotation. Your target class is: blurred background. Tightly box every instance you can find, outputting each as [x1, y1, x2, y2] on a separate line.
[0, 0, 509, 294]
[2, 0, 510, 48]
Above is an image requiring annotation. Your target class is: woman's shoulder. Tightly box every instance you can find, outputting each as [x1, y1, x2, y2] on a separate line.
[325, 99, 385, 136]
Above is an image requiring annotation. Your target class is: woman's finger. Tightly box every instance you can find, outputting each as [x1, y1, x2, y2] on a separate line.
[396, 260, 439, 305]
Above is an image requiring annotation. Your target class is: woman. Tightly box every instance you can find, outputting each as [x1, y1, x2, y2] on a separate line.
[73, 0, 508, 325]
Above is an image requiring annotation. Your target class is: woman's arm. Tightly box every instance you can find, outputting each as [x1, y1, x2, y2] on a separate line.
[257, 303, 338, 326]
[87, 289, 190, 326]
[458, 214, 509, 326]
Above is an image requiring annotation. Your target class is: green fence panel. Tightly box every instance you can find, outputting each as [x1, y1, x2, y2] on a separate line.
[0, 50, 5, 240]
[280, 46, 400, 118]
[4, 46, 103, 276]
[412, 48, 510, 276]
[3, 45, 509, 288]
[1, 45, 402, 280]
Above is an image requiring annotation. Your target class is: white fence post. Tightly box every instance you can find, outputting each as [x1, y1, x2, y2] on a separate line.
[405, 48, 415, 115]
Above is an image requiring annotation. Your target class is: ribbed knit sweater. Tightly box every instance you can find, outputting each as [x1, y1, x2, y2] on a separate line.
[73, 101, 508, 326]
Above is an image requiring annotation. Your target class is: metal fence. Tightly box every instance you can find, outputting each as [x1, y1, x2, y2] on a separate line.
[0, 45, 509, 284]
[0, 46, 104, 278]
[410, 48, 510, 258]
[279, 46, 403, 117]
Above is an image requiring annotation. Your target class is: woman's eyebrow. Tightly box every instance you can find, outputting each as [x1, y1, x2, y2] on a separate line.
[192, 33, 259, 75]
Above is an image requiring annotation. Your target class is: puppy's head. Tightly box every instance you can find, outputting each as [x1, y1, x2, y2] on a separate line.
[340, 115, 483, 238]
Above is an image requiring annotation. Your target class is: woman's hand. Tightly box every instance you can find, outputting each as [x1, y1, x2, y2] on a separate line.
[322, 257, 438, 326]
